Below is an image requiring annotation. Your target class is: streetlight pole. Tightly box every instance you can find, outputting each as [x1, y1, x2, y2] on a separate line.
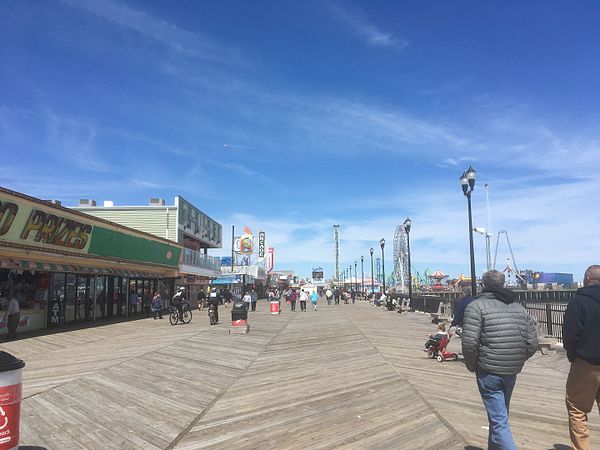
[403, 218, 412, 305]
[349, 265, 352, 295]
[380, 239, 386, 294]
[361, 256, 364, 298]
[345, 268, 348, 290]
[354, 261, 357, 296]
[460, 166, 478, 297]
[370, 248, 374, 297]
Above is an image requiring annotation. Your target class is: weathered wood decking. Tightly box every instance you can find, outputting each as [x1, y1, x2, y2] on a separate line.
[2, 301, 595, 449]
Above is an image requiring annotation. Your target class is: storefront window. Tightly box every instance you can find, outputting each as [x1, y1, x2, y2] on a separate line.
[64, 274, 77, 324]
[160, 280, 173, 308]
[0, 269, 51, 335]
[76, 275, 91, 322]
[95, 276, 106, 320]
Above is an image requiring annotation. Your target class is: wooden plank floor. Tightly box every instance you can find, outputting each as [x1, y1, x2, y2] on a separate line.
[1, 301, 592, 449]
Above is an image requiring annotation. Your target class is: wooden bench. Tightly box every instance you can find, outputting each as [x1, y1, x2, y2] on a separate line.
[430, 301, 452, 324]
[536, 322, 557, 355]
[398, 298, 411, 314]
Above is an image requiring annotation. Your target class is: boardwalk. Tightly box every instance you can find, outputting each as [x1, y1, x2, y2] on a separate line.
[3, 300, 596, 449]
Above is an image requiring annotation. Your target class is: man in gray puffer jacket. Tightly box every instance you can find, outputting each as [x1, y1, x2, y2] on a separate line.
[462, 270, 538, 450]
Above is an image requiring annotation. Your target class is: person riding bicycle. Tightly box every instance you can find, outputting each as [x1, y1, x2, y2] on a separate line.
[197, 289, 207, 310]
[171, 287, 187, 320]
[207, 289, 220, 323]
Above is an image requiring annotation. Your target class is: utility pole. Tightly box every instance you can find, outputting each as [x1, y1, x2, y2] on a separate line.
[333, 225, 340, 286]
[231, 225, 235, 273]
[485, 183, 492, 271]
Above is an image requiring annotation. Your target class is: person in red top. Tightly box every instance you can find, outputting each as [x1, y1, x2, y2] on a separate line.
[289, 289, 298, 312]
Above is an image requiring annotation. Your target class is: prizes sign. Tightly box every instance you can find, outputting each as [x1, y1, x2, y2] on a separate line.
[258, 231, 265, 258]
[0, 198, 93, 253]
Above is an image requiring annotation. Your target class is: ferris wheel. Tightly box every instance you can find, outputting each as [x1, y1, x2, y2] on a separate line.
[393, 225, 409, 290]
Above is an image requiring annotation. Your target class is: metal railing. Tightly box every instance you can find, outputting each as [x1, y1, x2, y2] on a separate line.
[406, 294, 571, 343]
[522, 302, 568, 342]
[181, 248, 221, 271]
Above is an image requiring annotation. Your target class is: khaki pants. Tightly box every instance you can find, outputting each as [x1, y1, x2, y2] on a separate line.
[566, 358, 600, 450]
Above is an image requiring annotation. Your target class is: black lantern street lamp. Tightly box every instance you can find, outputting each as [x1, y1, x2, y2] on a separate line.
[370, 248, 374, 297]
[403, 217, 413, 304]
[380, 238, 386, 294]
[360, 256, 365, 297]
[460, 165, 478, 297]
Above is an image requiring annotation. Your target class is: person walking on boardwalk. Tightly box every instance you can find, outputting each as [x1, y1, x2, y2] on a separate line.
[299, 289, 308, 312]
[310, 291, 318, 311]
[289, 289, 297, 312]
[462, 270, 538, 450]
[128, 290, 139, 317]
[151, 292, 163, 319]
[334, 287, 340, 305]
[3, 292, 20, 340]
[325, 288, 333, 305]
[242, 291, 252, 311]
[563, 265, 600, 450]
[451, 286, 475, 328]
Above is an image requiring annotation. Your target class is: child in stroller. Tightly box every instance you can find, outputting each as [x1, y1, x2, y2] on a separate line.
[423, 324, 449, 358]
[423, 323, 458, 362]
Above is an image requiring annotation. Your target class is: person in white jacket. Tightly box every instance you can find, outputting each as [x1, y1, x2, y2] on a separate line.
[242, 291, 252, 311]
[299, 290, 308, 312]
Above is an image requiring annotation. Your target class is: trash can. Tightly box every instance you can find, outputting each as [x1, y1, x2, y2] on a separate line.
[0, 352, 25, 450]
[231, 301, 248, 326]
[269, 300, 280, 315]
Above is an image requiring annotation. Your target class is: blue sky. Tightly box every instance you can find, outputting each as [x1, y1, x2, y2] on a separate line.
[1, 1, 599, 283]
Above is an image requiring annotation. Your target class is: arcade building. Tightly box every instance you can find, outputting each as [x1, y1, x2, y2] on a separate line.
[0, 187, 181, 337]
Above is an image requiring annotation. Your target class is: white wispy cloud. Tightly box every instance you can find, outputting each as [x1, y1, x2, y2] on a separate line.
[437, 157, 475, 168]
[44, 111, 111, 173]
[328, 3, 407, 49]
[60, 0, 241, 64]
[205, 160, 258, 177]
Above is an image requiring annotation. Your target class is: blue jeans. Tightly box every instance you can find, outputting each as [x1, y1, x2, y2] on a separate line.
[476, 370, 517, 450]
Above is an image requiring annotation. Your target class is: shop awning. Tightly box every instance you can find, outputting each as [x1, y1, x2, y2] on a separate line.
[0, 259, 163, 278]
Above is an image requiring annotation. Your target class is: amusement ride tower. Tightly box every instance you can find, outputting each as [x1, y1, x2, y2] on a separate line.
[333, 225, 340, 286]
[393, 224, 409, 291]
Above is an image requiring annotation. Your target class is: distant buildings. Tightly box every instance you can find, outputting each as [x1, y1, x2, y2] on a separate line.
[74, 196, 222, 302]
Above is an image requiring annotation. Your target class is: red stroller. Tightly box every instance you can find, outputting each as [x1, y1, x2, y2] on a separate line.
[424, 334, 458, 362]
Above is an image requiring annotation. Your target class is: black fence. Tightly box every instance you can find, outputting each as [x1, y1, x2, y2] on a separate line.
[407, 296, 446, 315]
[405, 292, 573, 343]
[522, 302, 568, 342]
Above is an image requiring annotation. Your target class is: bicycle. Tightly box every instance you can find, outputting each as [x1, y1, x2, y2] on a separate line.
[169, 301, 192, 325]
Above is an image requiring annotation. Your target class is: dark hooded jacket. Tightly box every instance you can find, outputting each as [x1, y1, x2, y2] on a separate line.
[462, 288, 538, 374]
[563, 284, 600, 364]
[451, 295, 475, 327]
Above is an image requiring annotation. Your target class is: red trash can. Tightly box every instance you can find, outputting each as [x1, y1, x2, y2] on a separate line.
[269, 300, 280, 315]
[0, 352, 25, 450]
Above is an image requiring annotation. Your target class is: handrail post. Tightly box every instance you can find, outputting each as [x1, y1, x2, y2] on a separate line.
[546, 303, 553, 336]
